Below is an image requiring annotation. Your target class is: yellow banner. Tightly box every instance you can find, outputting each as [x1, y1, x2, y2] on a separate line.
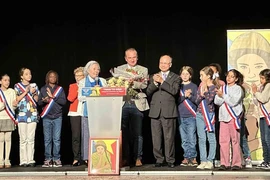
[227, 29, 270, 161]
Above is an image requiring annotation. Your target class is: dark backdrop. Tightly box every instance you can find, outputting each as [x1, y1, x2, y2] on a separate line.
[1, 11, 270, 165]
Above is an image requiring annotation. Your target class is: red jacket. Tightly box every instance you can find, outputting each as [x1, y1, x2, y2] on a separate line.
[67, 83, 79, 112]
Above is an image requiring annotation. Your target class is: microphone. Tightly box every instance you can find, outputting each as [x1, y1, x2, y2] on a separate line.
[95, 77, 99, 85]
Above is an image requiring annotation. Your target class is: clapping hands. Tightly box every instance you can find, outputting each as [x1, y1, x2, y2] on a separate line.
[153, 74, 163, 84]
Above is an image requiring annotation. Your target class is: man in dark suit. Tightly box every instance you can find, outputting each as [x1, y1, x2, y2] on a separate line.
[146, 55, 180, 168]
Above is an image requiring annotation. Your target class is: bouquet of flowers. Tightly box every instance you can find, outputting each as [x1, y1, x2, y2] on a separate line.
[107, 67, 147, 97]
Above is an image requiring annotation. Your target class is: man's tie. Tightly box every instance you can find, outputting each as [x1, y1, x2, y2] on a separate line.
[163, 73, 167, 80]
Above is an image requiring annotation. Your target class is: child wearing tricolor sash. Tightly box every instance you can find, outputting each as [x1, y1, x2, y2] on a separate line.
[38, 70, 67, 168]
[0, 74, 17, 168]
[195, 66, 217, 170]
[14, 68, 39, 167]
[177, 66, 198, 167]
[214, 69, 245, 170]
[252, 68, 270, 169]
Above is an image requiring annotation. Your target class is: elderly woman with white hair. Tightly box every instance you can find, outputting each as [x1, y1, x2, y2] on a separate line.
[78, 60, 107, 166]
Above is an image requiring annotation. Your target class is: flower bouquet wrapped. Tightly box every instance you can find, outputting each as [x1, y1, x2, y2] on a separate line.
[107, 67, 147, 97]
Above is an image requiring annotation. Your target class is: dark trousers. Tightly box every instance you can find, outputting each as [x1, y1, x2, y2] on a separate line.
[121, 102, 144, 163]
[70, 116, 82, 161]
[151, 116, 176, 164]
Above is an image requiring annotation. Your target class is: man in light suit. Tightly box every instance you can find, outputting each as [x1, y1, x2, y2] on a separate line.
[146, 55, 180, 168]
[116, 48, 149, 167]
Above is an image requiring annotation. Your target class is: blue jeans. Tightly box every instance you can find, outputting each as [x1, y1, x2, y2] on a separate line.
[178, 116, 197, 159]
[121, 102, 144, 162]
[260, 117, 270, 163]
[240, 117, 251, 159]
[196, 112, 216, 162]
[43, 117, 62, 161]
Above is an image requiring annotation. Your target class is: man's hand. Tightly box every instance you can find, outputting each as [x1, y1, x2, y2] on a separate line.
[153, 74, 163, 84]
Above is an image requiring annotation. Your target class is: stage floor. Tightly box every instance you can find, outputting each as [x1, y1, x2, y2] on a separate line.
[0, 164, 270, 180]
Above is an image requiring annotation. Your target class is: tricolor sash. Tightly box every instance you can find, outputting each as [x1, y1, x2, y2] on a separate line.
[222, 85, 241, 129]
[14, 82, 37, 108]
[180, 89, 196, 117]
[259, 104, 270, 126]
[0, 89, 17, 125]
[200, 99, 215, 132]
[40, 86, 63, 118]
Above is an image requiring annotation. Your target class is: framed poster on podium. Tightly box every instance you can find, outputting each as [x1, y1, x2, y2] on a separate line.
[89, 137, 120, 175]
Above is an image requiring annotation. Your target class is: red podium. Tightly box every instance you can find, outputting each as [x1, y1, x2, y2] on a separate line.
[83, 87, 126, 176]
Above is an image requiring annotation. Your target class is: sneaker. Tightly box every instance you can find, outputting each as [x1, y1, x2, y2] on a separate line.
[244, 157, 252, 168]
[256, 161, 268, 169]
[188, 158, 198, 167]
[180, 158, 189, 166]
[42, 160, 52, 168]
[197, 162, 207, 169]
[53, 159, 62, 167]
[204, 161, 214, 169]
[262, 162, 270, 170]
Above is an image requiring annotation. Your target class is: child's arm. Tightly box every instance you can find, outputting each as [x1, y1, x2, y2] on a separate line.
[254, 84, 270, 104]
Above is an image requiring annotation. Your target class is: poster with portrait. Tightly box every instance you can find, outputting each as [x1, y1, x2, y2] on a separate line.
[227, 29, 270, 161]
[88, 138, 120, 175]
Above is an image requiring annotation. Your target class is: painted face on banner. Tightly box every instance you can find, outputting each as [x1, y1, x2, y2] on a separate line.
[236, 54, 268, 86]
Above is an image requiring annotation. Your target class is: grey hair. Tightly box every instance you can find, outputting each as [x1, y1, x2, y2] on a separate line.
[83, 60, 100, 75]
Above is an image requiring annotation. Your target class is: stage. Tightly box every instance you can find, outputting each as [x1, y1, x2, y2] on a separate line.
[1, 163, 270, 178]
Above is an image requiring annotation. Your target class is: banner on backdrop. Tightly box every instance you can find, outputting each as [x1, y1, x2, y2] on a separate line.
[227, 29, 270, 161]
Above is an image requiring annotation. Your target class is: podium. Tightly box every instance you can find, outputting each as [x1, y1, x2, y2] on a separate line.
[83, 87, 126, 176]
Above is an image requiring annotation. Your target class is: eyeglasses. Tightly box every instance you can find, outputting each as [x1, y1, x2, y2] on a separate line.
[75, 75, 84, 77]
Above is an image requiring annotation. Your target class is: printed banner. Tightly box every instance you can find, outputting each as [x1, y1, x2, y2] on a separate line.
[89, 138, 120, 175]
[82, 87, 126, 97]
[227, 29, 270, 161]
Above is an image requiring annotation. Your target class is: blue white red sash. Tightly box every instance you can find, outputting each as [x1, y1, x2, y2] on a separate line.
[259, 104, 270, 126]
[40, 86, 63, 118]
[200, 99, 215, 132]
[222, 85, 241, 129]
[180, 89, 196, 117]
[0, 89, 17, 125]
[14, 82, 37, 107]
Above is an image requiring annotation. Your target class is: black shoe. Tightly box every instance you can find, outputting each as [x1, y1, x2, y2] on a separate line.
[231, 166, 241, 170]
[72, 161, 80, 166]
[219, 165, 228, 170]
[154, 162, 166, 167]
[28, 163, 36, 167]
[167, 163, 175, 168]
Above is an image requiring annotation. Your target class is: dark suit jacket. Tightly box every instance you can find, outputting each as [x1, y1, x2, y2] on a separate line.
[146, 71, 180, 119]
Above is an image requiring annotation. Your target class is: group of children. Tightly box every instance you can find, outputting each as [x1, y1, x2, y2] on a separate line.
[0, 68, 66, 168]
[177, 64, 270, 170]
